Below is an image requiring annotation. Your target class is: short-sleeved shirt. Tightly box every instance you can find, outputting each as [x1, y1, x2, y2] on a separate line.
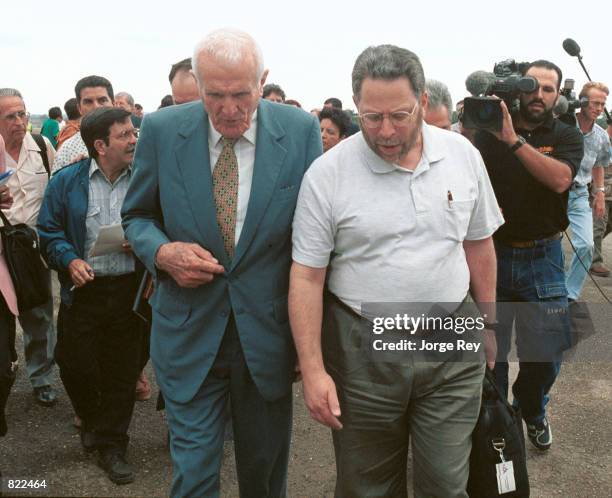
[573, 121, 611, 187]
[52, 131, 88, 172]
[3, 133, 55, 227]
[292, 123, 504, 313]
[474, 115, 583, 241]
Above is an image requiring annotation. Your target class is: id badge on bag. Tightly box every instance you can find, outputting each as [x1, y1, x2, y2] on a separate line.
[496, 459, 517, 494]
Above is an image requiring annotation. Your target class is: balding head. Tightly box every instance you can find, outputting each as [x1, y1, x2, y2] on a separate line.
[171, 69, 200, 105]
[191, 28, 268, 139]
[192, 28, 265, 87]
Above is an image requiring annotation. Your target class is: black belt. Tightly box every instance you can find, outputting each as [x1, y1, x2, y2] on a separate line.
[496, 232, 562, 249]
[80, 273, 137, 287]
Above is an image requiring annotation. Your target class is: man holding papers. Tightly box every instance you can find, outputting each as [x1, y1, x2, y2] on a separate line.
[37, 107, 144, 485]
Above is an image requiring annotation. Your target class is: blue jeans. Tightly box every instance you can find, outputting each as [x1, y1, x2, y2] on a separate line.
[566, 186, 593, 300]
[493, 237, 570, 425]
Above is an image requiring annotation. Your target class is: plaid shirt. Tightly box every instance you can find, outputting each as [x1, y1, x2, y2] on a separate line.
[83, 159, 134, 275]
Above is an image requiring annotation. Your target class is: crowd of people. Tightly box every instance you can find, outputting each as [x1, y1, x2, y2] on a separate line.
[1, 26, 611, 498]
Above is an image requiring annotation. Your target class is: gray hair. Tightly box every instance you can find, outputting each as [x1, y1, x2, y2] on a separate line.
[115, 91, 134, 107]
[425, 79, 452, 118]
[192, 28, 264, 85]
[0, 88, 23, 99]
[352, 45, 425, 100]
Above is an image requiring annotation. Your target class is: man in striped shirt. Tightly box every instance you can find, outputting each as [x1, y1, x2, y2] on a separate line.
[38, 107, 144, 485]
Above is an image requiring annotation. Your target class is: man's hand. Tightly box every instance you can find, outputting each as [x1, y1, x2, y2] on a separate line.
[155, 242, 225, 288]
[68, 259, 94, 287]
[488, 99, 519, 146]
[593, 192, 606, 219]
[0, 185, 13, 209]
[302, 369, 342, 430]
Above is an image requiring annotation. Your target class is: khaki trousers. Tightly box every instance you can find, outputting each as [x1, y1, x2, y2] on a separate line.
[322, 294, 484, 498]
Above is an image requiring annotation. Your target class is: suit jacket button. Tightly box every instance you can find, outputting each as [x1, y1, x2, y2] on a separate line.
[220, 310, 228, 317]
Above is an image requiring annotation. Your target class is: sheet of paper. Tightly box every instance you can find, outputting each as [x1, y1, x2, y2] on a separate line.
[88, 224, 127, 257]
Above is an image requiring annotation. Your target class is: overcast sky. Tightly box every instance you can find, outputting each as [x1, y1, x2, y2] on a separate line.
[4, 1, 611, 115]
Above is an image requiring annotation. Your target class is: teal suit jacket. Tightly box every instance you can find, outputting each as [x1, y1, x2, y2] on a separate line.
[122, 99, 322, 403]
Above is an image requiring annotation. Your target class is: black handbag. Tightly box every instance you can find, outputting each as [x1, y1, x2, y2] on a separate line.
[0, 209, 50, 312]
[467, 368, 530, 497]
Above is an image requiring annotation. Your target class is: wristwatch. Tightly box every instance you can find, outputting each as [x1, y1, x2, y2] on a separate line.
[509, 135, 526, 153]
[594, 187, 605, 193]
[483, 321, 500, 332]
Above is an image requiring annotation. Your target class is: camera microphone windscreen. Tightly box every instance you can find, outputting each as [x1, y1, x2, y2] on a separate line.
[562, 38, 581, 57]
[554, 95, 569, 116]
[465, 71, 496, 97]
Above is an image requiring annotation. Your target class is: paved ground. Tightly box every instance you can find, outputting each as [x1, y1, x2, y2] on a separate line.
[1, 237, 611, 497]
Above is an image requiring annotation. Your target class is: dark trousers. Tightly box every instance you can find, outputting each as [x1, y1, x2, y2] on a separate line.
[0, 293, 16, 436]
[163, 315, 292, 498]
[55, 273, 144, 451]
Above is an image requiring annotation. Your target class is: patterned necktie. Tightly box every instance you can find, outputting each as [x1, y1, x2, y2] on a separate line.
[213, 137, 239, 258]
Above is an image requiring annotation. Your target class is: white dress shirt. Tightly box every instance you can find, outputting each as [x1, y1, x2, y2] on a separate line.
[4, 133, 55, 227]
[208, 112, 257, 246]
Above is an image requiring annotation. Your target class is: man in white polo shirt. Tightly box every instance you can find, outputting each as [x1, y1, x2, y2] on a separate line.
[289, 44, 503, 498]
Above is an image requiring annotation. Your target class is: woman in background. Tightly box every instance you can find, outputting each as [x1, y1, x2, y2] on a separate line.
[319, 106, 351, 152]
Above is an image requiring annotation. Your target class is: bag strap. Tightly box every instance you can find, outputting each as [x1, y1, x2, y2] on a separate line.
[484, 367, 517, 412]
[0, 208, 12, 227]
[31, 134, 50, 177]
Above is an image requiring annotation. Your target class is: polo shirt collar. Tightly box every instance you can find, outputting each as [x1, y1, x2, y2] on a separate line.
[209, 110, 258, 146]
[360, 121, 446, 175]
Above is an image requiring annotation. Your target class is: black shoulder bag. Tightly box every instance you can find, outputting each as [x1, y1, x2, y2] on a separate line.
[31, 134, 50, 176]
[0, 209, 50, 312]
[467, 368, 530, 497]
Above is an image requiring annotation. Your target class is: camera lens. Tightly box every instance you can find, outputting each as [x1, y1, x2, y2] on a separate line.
[478, 103, 496, 120]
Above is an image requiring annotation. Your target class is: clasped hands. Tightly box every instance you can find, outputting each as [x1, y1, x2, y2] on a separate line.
[155, 242, 225, 287]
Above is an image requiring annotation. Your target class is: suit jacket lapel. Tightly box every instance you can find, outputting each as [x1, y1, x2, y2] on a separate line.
[174, 104, 228, 265]
[232, 101, 287, 269]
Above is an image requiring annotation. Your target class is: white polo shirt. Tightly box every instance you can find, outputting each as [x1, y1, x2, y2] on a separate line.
[292, 123, 504, 313]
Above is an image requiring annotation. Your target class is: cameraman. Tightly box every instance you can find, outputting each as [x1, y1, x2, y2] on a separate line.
[474, 60, 583, 451]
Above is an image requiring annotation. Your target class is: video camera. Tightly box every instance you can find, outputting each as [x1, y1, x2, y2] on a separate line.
[462, 59, 538, 131]
[555, 78, 588, 126]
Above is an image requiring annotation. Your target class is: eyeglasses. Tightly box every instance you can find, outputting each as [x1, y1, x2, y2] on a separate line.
[589, 100, 606, 108]
[112, 129, 139, 140]
[1, 110, 29, 123]
[359, 101, 419, 129]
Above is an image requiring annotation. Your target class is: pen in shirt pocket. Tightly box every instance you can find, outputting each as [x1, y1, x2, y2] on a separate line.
[447, 190, 454, 207]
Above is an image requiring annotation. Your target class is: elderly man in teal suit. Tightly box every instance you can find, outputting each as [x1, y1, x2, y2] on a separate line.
[121, 28, 322, 498]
